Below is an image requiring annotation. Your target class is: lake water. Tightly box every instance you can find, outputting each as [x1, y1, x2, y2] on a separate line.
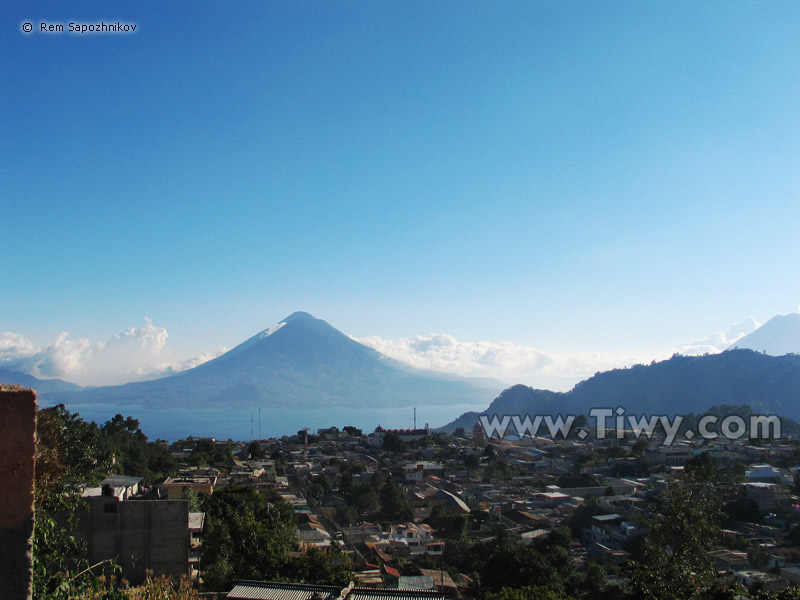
[42, 401, 485, 441]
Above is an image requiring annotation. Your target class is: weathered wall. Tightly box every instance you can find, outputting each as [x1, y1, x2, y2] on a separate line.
[76, 498, 190, 583]
[0, 386, 37, 600]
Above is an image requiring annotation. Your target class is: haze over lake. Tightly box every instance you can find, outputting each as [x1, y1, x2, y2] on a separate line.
[43, 401, 486, 442]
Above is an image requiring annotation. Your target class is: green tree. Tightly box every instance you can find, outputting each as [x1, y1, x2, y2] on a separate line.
[335, 505, 358, 526]
[101, 414, 176, 484]
[247, 441, 265, 459]
[627, 473, 723, 600]
[201, 486, 297, 591]
[285, 546, 353, 587]
[383, 431, 407, 453]
[379, 478, 413, 521]
[180, 487, 202, 512]
[33, 405, 115, 599]
[480, 540, 567, 594]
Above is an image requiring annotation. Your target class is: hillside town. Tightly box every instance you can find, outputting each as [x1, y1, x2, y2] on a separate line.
[37, 405, 800, 600]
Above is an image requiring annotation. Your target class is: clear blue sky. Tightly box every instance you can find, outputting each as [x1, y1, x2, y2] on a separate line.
[3, 1, 800, 367]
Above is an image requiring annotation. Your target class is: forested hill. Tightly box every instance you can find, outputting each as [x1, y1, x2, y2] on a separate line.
[440, 349, 800, 431]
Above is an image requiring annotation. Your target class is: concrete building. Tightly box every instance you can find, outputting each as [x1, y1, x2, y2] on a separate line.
[161, 470, 217, 499]
[366, 426, 430, 447]
[75, 495, 201, 584]
[744, 482, 788, 514]
[647, 446, 695, 466]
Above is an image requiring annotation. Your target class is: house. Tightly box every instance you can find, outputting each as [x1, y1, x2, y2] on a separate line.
[734, 570, 788, 592]
[744, 482, 788, 514]
[647, 446, 695, 466]
[429, 489, 470, 515]
[710, 549, 748, 571]
[585, 514, 642, 549]
[297, 513, 332, 547]
[98, 475, 142, 501]
[746, 464, 793, 485]
[161, 469, 217, 499]
[74, 495, 201, 584]
[390, 523, 436, 555]
[342, 522, 383, 543]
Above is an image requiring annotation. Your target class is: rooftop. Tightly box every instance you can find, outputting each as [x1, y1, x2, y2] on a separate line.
[100, 475, 142, 488]
[227, 581, 341, 600]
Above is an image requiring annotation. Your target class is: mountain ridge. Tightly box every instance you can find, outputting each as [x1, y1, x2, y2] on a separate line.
[440, 349, 800, 431]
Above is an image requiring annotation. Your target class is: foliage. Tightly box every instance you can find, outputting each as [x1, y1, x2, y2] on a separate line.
[187, 438, 233, 466]
[383, 431, 407, 453]
[247, 440, 265, 458]
[48, 571, 198, 599]
[480, 537, 570, 594]
[484, 586, 571, 600]
[285, 547, 353, 587]
[179, 487, 202, 512]
[556, 471, 601, 488]
[626, 473, 723, 600]
[201, 486, 297, 591]
[379, 478, 414, 521]
[464, 453, 480, 470]
[33, 405, 115, 599]
[101, 414, 177, 484]
[426, 504, 468, 539]
[566, 500, 602, 538]
[334, 504, 358, 526]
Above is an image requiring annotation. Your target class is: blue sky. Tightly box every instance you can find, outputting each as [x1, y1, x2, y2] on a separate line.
[2, 2, 800, 387]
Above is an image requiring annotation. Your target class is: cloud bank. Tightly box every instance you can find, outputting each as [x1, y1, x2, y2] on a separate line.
[355, 333, 646, 391]
[355, 316, 762, 392]
[0, 319, 226, 386]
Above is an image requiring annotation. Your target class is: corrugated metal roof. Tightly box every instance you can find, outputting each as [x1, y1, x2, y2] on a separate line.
[227, 581, 340, 600]
[397, 576, 436, 591]
[348, 588, 444, 600]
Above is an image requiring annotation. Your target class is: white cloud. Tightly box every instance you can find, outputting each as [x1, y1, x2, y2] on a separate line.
[355, 316, 764, 391]
[354, 333, 646, 391]
[673, 316, 760, 355]
[0, 319, 227, 386]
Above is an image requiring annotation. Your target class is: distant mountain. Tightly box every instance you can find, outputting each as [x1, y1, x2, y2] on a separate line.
[731, 313, 800, 355]
[440, 349, 800, 430]
[0, 368, 83, 394]
[33, 312, 502, 410]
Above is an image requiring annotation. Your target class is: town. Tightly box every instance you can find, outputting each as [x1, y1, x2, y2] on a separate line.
[26, 397, 800, 600]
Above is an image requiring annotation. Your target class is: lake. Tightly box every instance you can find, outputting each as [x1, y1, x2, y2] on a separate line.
[42, 401, 485, 441]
